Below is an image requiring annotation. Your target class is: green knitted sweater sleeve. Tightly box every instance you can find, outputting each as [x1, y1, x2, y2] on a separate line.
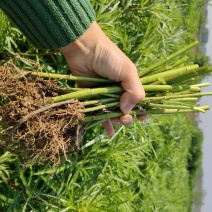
[0, 0, 95, 49]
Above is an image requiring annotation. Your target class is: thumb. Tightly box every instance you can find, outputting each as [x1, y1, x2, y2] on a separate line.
[119, 64, 145, 114]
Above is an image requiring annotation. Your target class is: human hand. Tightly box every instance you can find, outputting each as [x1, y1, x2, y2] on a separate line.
[60, 21, 146, 136]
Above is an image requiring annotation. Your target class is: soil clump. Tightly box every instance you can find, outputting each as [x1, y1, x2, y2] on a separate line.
[0, 61, 84, 166]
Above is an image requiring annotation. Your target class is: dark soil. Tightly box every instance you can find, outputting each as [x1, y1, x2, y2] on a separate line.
[0, 61, 84, 166]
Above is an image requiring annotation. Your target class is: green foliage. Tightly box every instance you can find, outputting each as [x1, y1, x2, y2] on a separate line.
[0, 152, 16, 182]
[0, 0, 207, 211]
[0, 114, 202, 211]
[187, 127, 203, 185]
[192, 53, 211, 67]
[91, 0, 206, 71]
[0, 10, 29, 53]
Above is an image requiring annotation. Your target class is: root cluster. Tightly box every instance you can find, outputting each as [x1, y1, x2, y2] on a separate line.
[0, 62, 84, 166]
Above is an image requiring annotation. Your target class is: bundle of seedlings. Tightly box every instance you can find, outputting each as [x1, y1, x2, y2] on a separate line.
[0, 41, 212, 166]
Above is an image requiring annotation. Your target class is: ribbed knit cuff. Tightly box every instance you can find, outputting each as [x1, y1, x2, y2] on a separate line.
[1, 0, 95, 49]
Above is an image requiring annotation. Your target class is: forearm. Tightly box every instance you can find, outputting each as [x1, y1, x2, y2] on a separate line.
[0, 0, 95, 49]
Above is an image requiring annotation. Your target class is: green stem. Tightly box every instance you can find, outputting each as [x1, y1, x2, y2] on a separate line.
[148, 103, 205, 112]
[139, 41, 199, 77]
[163, 99, 198, 106]
[82, 98, 118, 106]
[80, 102, 119, 113]
[166, 90, 191, 96]
[167, 98, 198, 102]
[83, 105, 209, 123]
[140, 64, 199, 85]
[191, 83, 210, 88]
[51, 86, 123, 103]
[26, 71, 112, 83]
[143, 84, 200, 92]
[147, 55, 189, 76]
[139, 92, 212, 103]
[101, 94, 120, 98]
[85, 119, 110, 130]
[151, 66, 212, 85]
[59, 87, 87, 93]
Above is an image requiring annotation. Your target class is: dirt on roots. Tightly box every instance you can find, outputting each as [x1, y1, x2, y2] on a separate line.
[0, 61, 85, 166]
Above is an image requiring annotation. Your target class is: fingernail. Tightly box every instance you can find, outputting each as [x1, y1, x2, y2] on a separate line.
[120, 116, 133, 125]
[121, 119, 130, 124]
[121, 119, 132, 126]
[113, 120, 121, 126]
[123, 104, 134, 114]
[139, 114, 150, 121]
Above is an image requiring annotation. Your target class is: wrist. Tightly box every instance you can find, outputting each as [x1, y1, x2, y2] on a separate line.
[60, 21, 103, 59]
